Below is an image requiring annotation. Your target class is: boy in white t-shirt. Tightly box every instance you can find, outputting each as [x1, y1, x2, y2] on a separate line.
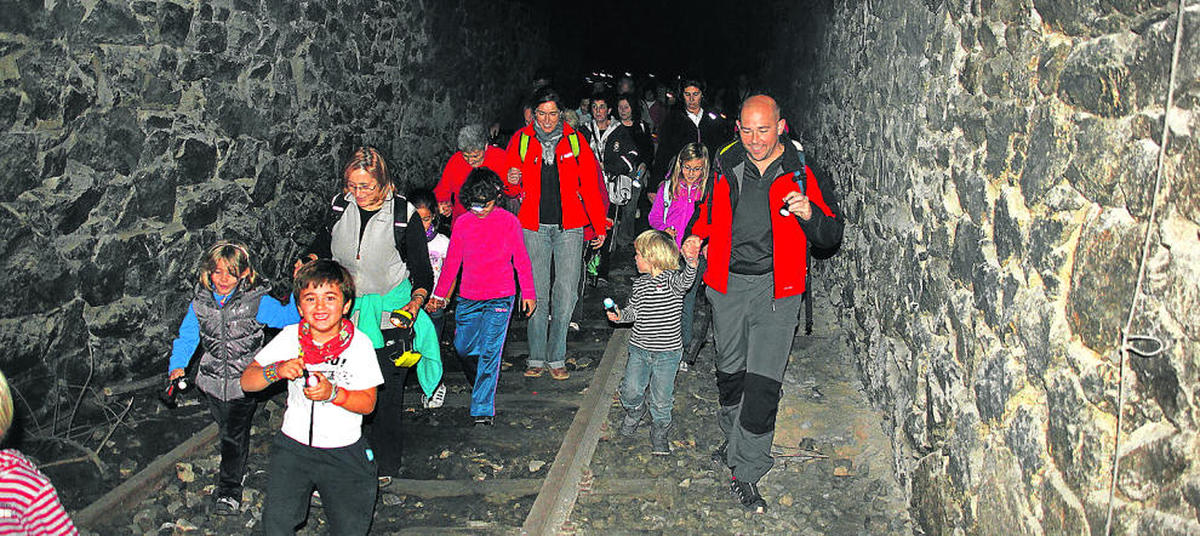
[241, 260, 384, 535]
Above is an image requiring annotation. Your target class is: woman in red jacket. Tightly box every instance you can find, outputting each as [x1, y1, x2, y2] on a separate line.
[505, 87, 608, 381]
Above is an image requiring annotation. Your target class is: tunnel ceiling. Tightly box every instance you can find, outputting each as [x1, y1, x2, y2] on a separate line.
[521, 0, 826, 87]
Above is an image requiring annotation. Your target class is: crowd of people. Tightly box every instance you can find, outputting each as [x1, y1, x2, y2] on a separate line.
[0, 73, 843, 534]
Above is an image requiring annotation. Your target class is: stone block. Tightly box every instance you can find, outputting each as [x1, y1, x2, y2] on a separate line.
[65, 107, 144, 176]
[1066, 209, 1140, 353]
[1019, 104, 1073, 208]
[1041, 470, 1091, 535]
[973, 349, 1019, 424]
[156, 2, 193, 46]
[1046, 371, 1108, 491]
[173, 137, 217, 185]
[83, 296, 149, 337]
[1005, 404, 1048, 484]
[0, 132, 41, 202]
[973, 447, 1041, 534]
[1058, 34, 1138, 118]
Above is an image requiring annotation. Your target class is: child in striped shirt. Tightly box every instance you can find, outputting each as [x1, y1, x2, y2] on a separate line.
[0, 370, 79, 535]
[606, 230, 700, 455]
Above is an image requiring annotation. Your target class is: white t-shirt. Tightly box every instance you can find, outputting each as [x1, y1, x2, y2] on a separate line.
[254, 324, 384, 448]
[427, 233, 450, 285]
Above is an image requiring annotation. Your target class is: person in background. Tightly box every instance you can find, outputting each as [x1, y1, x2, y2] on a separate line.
[409, 189, 452, 409]
[429, 169, 537, 425]
[650, 78, 731, 202]
[505, 86, 608, 381]
[435, 124, 515, 223]
[615, 93, 654, 245]
[605, 230, 700, 455]
[580, 91, 640, 284]
[168, 241, 300, 514]
[0, 370, 80, 535]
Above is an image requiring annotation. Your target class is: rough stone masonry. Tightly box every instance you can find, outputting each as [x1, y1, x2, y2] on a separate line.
[765, 0, 1199, 533]
[0, 0, 549, 445]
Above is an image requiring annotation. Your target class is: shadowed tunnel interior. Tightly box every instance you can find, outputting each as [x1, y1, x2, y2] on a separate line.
[0, 0, 1197, 533]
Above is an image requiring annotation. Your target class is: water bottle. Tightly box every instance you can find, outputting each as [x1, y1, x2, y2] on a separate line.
[603, 298, 618, 314]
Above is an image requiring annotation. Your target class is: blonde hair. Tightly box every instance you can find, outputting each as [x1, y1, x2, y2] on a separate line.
[634, 230, 680, 276]
[667, 143, 709, 201]
[199, 241, 259, 291]
[0, 370, 12, 440]
[342, 146, 392, 194]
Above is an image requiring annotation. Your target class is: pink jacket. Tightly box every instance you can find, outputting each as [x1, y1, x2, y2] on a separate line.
[434, 209, 536, 301]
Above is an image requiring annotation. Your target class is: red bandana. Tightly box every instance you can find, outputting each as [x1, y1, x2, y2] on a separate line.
[297, 319, 355, 365]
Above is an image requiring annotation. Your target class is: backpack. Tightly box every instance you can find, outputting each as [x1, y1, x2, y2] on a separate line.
[329, 193, 417, 263]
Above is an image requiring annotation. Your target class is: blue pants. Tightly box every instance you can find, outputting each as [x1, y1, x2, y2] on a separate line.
[619, 345, 683, 427]
[455, 296, 514, 417]
[523, 225, 584, 369]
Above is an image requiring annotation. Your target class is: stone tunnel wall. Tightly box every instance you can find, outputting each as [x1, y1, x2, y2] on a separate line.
[765, 0, 1199, 533]
[0, 0, 549, 438]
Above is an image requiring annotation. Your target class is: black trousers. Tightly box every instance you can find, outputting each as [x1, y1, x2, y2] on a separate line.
[263, 434, 377, 535]
[367, 346, 408, 477]
[203, 392, 257, 497]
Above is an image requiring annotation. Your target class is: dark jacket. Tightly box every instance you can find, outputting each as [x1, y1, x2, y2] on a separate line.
[651, 107, 733, 189]
[579, 120, 640, 179]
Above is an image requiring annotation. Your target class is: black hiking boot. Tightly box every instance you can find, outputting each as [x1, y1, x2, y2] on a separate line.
[730, 477, 767, 513]
[650, 424, 670, 456]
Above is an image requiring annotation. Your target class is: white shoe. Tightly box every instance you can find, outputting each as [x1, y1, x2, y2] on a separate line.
[423, 384, 446, 409]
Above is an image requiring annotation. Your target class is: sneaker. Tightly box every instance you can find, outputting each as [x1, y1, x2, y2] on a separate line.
[569, 321, 580, 331]
[650, 426, 670, 456]
[730, 477, 767, 513]
[619, 415, 640, 438]
[214, 494, 240, 515]
[310, 490, 322, 508]
[678, 360, 689, 372]
[711, 441, 728, 467]
[473, 415, 495, 426]
[422, 383, 446, 409]
[378, 476, 393, 488]
[549, 367, 570, 380]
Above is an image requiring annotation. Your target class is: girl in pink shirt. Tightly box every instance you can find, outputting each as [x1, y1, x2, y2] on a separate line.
[429, 169, 536, 424]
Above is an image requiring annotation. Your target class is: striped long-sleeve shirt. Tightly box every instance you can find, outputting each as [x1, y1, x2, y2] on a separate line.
[0, 450, 78, 535]
[616, 262, 698, 351]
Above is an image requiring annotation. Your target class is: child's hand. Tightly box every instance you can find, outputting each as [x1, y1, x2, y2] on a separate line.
[681, 235, 702, 262]
[399, 298, 422, 319]
[303, 371, 334, 401]
[169, 368, 185, 380]
[274, 358, 306, 381]
[606, 311, 619, 322]
[425, 298, 444, 312]
[521, 298, 536, 317]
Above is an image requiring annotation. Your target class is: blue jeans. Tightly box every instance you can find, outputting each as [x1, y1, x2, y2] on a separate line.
[454, 296, 514, 416]
[620, 345, 683, 427]
[523, 225, 584, 369]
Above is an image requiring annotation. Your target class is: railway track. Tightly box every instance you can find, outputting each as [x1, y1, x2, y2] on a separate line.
[75, 262, 643, 535]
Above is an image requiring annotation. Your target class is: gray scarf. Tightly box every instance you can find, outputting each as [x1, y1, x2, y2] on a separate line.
[534, 122, 563, 164]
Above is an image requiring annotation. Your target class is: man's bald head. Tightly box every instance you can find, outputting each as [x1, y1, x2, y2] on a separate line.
[740, 95, 781, 123]
[737, 94, 786, 164]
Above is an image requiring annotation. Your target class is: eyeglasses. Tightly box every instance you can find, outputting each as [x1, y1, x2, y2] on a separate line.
[346, 182, 379, 193]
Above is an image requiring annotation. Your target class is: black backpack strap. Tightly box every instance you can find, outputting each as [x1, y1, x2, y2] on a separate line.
[329, 193, 350, 231]
[392, 194, 411, 264]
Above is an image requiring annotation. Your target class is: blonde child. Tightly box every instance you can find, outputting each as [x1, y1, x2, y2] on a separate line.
[647, 143, 710, 370]
[167, 241, 299, 514]
[606, 230, 700, 454]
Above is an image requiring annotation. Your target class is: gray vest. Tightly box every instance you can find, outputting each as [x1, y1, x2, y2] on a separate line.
[330, 194, 412, 297]
[193, 283, 268, 401]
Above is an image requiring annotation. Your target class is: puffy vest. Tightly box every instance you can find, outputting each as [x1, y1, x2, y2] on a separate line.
[330, 195, 414, 297]
[193, 283, 268, 401]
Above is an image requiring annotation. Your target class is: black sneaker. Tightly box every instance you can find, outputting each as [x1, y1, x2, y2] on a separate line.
[730, 477, 767, 513]
[214, 494, 240, 515]
[650, 426, 670, 456]
[619, 415, 640, 437]
[711, 441, 728, 467]
[473, 415, 494, 426]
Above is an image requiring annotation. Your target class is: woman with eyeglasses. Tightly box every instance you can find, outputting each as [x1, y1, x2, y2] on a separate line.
[298, 146, 440, 487]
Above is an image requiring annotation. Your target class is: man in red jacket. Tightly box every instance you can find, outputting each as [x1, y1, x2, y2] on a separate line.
[506, 87, 608, 381]
[685, 94, 843, 513]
